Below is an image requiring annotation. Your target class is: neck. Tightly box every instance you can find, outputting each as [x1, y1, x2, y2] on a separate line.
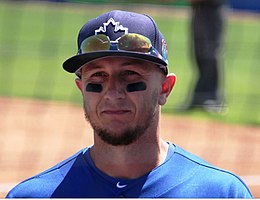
[90, 117, 169, 179]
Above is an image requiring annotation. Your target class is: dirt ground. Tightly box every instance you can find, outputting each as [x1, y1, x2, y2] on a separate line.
[0, 97, 259, 197]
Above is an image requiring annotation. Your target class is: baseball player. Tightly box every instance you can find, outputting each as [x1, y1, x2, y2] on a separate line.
[7, 10, 252, 198]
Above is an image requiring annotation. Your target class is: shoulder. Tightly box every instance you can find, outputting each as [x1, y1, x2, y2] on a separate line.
[6, 149, 87, 198]
[167, 144, 253, 198]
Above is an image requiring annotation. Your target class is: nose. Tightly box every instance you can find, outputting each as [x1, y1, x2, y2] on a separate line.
[103, 77, 126, 100]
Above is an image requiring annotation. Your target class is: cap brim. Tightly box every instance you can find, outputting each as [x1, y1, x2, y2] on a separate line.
[62, 51, 168, 74]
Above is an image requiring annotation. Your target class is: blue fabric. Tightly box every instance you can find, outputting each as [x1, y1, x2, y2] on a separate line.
[6, 143, 253, 198]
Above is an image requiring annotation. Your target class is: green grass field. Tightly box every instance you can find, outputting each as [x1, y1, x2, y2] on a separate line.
[0, 1, 259, 125]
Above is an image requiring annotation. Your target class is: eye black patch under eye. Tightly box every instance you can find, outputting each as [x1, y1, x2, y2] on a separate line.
[127, 82, 147, 92]
[86, 83, 103, 93]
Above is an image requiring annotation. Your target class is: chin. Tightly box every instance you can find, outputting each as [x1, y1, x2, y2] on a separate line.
[96, 125, 146, 146]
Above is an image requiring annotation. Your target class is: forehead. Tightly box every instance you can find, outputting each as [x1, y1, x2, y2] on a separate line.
[81, 57, 160, 74]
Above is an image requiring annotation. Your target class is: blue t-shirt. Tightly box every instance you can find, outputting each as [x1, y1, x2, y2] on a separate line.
[6, 143, 253, 198]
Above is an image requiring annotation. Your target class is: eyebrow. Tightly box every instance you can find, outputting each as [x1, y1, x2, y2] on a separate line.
[82, 63, 103, 72]
[82, 59, 156, 75]
[120, 60, 153, 72]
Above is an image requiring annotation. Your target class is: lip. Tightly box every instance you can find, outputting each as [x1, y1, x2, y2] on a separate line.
[101, 110, 131, 115]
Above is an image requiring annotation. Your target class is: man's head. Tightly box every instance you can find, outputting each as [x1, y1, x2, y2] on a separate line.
[62, 10, 176, 146]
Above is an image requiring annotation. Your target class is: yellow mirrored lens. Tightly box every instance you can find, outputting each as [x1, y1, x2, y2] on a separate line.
[118, 34, 152, 52]
[81, 34, 110, 53]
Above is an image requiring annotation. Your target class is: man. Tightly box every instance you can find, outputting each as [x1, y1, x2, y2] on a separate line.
[179, 0, 226, 112]
[7, 10, 252, 198]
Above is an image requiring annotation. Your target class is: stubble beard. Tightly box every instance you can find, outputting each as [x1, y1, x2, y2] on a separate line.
[83, 98, 158, 146]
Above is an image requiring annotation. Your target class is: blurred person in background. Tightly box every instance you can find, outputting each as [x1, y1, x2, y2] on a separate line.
[178, 0, 226, 113]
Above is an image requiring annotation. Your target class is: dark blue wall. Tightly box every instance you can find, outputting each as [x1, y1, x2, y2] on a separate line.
[229, 0, 260, 13]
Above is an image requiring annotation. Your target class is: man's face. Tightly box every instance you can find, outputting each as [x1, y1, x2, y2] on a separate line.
[78, 57, 166, 146]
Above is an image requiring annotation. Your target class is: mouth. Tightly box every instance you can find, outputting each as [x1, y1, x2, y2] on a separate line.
[99, 109, 133, 128]
[101, 110, 131, 115]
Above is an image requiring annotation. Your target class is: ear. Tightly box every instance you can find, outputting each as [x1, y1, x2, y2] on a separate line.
[75, 78, 83, 92]
[159, 73, 176, 105]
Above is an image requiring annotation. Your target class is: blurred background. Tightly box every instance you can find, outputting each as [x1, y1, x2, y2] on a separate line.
[0, 0, 259, 197]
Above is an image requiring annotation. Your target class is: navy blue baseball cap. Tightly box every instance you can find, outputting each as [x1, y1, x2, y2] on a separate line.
[63, 10, 169, 74]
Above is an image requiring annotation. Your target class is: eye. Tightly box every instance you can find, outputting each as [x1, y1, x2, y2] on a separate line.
[122, 70, 139, 76]
[91, 71, 108, 77]
[88, 71, 108, 83]
[121, 70, 141, 82]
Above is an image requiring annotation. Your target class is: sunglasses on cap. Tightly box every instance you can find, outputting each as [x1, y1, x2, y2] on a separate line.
[75, 33, 167, 76]
[79, 33, 163, 56]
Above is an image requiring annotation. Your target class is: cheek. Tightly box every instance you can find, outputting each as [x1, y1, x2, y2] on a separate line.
[82, 89, 100, 113]
[131, 87, 159, 111]
[83, 83, 103, 113]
